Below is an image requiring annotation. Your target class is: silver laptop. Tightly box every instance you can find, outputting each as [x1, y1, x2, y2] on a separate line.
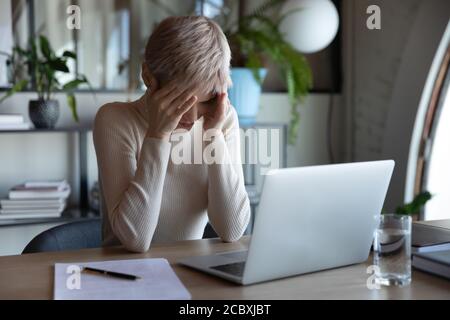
[179, 160, 395, 285]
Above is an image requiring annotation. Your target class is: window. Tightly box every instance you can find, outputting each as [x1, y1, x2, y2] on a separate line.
[423, 54, 450, 220]
[410, 43, 450, 220]
[6, 0, 198, 90]
[3, 0, 341, 93]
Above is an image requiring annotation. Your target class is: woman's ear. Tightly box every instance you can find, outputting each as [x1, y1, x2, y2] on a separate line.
[141, 63, 158, 91]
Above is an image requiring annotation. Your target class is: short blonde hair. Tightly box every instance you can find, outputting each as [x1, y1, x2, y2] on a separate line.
[145, 16, 232, 94]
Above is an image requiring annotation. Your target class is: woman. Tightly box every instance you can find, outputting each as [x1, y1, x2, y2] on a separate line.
[93, 16, 250, 253]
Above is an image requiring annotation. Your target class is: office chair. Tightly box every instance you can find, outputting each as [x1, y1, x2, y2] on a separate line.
[203, 223, 218, 239]
[22, 218, 244, 254]
[22, 218, 102, 254]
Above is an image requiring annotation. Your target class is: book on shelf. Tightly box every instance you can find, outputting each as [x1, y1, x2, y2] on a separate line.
[0, 208, 64, 215]
[24, 179, 68, 190]
[0, 198, 65, 205]
[0, 114, 25, 124]
[0, 122, 31, 130]
[8, 185, 71, 200]
[0, 198, 65, 209]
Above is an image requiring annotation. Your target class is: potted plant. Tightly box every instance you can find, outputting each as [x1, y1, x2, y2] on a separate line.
[218, 0, 312, 144]
[394, 191, 433, 216]
[0, 35, 90, 128]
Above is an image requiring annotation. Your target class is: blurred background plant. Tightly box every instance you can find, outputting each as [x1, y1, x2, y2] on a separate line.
[0, 34, 91, 122]
[198, 0, 312, 144]
[394, 191, 433, 216]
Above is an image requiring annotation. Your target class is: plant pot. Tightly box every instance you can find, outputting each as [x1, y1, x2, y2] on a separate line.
[228, 68, 267, 125]
[29, 99, 60, 129]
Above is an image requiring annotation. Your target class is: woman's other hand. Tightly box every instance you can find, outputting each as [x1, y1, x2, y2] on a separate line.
[203, 92, 230, 132]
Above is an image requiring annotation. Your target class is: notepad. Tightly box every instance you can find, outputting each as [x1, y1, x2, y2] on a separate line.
[54, 258, 191, 300]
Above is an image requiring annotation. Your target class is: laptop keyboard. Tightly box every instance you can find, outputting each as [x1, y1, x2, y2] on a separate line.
[211, 261, 246, 277]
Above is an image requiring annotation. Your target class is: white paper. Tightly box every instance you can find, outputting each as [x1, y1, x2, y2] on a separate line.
[54, 258, 191, 300]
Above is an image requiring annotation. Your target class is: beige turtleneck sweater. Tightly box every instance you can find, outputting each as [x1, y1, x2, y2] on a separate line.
[93, 96, 251, 253]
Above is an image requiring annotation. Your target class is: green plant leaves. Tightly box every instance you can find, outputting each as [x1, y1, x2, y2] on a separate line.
[28, 37, 38, 61]
[62, 76, 89, 121]
[231, 11, 313, 144]
[289, 103, 300, 145]
[62, 51, 77, 59]
[395, 191, 433, 215]
[63, 78, 86, 91]
[245, 52, 263, 84]
[39, 35, 53, 60]
[48, 58, 70, 73]
[13, 46, 28, 57]
[276, 8, 305, 28]
[0, 79, 28, 104]
[66, 93, 79, 122]
[245, 0, 284, 23]
[2, 34, 91, 123]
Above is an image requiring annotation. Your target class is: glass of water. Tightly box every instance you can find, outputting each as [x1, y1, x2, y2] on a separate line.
[373, 214, 412, 286]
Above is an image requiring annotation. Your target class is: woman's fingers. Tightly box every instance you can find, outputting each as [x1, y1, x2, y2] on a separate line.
[216, 92, 227, 116]
[174, 96, 197, 118]
[157, 84, 197, 112]
[152, 79, 178, 100]
[164, 86, 189, 104]
[168, 87, 196, 112]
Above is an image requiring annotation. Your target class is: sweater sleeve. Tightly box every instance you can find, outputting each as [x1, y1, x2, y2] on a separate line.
[93, 105, 171, 253]
[206, 108, 251, 242]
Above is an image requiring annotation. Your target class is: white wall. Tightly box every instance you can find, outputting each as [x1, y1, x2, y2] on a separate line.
[258, 94, 340, 167]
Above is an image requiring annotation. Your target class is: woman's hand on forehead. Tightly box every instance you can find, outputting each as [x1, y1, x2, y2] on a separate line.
[145, 80, 199, 141]
[203, 92, 230, 132]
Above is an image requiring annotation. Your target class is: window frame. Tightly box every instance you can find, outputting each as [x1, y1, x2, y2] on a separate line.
[413, 44, 450, 220]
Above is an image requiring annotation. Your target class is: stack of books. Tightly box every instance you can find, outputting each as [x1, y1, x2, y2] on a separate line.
[413, 249, 450, 280]
[0, 180, 71, 219]
[0, 114, 30, 130]
[412, 220, 450, 253]
[412, 220, 450, 280]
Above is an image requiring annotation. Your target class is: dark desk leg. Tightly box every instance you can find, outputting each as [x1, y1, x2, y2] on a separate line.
[78, 131, 89, 214]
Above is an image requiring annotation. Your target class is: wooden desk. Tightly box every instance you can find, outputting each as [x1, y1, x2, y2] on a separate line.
[0, 236, 449, 300]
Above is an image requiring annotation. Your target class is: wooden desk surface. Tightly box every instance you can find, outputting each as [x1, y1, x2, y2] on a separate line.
[0, 236, 449, 300]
